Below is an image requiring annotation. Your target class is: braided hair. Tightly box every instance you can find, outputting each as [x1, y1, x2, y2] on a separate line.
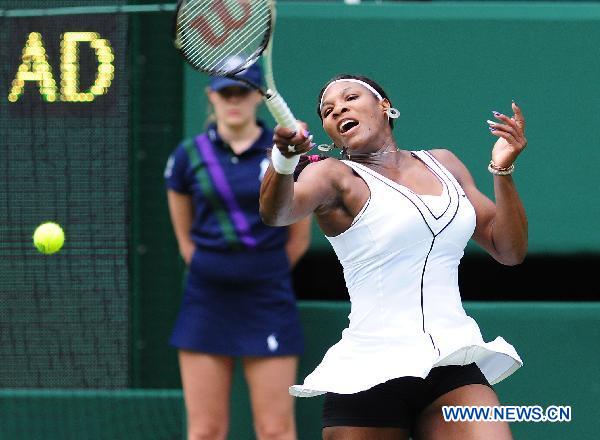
[293, 154, 327, 181]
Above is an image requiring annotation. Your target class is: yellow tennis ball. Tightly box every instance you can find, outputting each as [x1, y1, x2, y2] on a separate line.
[33, 222, 65, 255]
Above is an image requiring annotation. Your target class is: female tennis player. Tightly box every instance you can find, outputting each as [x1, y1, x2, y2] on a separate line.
[165, 61, 311, 440]
[260, 74, 528, 439]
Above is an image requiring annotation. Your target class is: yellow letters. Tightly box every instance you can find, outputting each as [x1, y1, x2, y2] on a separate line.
[8, 32, 58, 102]
[8, 31, 115, 103]
[60, 32, 114, 102]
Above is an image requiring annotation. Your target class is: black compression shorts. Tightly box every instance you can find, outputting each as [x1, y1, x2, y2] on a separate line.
[322, 363, 492, 432]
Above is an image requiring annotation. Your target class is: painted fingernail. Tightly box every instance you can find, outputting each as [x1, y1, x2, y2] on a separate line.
[492, 111, 501, 117]
[489, 127, 495, 132]
[302, 129, 311, 138]
[486, 120, 495, 125]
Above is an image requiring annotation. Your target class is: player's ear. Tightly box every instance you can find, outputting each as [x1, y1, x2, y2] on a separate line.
[380, 98, 391, 112]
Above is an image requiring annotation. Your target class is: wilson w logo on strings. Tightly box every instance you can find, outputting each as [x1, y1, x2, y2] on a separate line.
[190, 0, 252, 47]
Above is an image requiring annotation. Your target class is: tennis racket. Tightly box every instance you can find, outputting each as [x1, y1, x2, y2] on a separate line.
[173, 0, 299, 133]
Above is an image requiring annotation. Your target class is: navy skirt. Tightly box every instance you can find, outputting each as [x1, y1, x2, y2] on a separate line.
[170, 247, 304, 356]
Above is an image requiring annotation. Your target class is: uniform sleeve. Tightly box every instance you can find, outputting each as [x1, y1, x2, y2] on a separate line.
[164, 144, 191, 194]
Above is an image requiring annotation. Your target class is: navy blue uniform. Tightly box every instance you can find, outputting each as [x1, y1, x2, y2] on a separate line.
[165, 122, 304, 356]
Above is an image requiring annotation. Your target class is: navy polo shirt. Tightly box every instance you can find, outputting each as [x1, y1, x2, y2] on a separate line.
[165, 121, 288, 252]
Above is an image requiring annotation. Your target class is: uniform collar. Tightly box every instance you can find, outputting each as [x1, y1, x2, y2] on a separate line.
[207, 120, 271, 154]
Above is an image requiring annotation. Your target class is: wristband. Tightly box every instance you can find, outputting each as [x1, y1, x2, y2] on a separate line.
[271, 147, 300, 175]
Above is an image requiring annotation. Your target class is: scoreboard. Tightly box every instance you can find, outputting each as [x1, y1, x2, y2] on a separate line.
[4, 14, 124, 113]
[0, 14, 130, 388]
[8, 30, 114, 103]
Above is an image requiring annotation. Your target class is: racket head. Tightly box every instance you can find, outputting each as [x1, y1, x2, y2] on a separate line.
[173, 0, 273, 83]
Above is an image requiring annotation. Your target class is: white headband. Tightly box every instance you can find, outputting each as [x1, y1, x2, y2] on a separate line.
[319, 79, 384, 110]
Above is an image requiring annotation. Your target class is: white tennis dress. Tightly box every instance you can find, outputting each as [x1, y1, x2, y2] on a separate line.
[290, 150, 522, 398]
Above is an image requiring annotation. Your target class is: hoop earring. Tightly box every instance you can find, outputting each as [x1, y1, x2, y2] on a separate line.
[317, 143, 337, 152]
[386, 107, 400, 119]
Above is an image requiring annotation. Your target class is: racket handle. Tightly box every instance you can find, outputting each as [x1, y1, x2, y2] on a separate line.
[265, 91, 300, 131]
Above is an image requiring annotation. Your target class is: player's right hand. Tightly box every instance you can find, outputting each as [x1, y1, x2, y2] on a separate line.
[273, 121, 314, 158]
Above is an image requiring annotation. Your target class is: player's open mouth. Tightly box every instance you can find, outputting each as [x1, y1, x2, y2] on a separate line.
[338, 119, 359, 135]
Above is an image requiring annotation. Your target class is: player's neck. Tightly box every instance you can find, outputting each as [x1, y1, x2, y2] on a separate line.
[342, 145, 400, 167]
[341, 134, 398, 163]
[217, 121, 261, 154]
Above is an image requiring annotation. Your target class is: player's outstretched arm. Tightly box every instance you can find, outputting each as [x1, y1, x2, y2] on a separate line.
[260, 125, 337, 226]
[432, 102, 528, 266]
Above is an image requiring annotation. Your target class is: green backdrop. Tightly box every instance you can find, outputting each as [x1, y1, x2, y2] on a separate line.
[1, 1, 599, 439]
[2, 301, 598, 439]
[184, 1, 600, 254]
[127, 0, 600, 397]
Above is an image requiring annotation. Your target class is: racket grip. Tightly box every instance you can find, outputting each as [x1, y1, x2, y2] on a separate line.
[265, 91, 300, 131]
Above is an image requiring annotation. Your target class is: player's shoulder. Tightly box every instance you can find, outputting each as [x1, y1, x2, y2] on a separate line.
[299, 156, 352, 179]
[427, 148, 473, 184]
[427, 148, 460, 164]
[294, 156, 354, 192]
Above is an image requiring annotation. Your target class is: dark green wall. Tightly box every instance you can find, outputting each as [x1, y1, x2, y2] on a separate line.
[130, 11, 185, 388]
[132, 0, 600, 392]
[185, 2, 600, 254]
[1, 302, 597, 439]
[287, 301, 600, 440]
[2, 1, 597, 437]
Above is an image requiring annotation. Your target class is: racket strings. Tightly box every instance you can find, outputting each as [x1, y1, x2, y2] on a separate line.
[204, 25, 265, 71]
[184, 17, 265, 71]
[180, 4, 268, 67]
[177, 0, 270, 73]
[178, 0, 244, 36]
[180, 12, 266, 71]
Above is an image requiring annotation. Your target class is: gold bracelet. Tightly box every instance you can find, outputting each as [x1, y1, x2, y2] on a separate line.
[488, 160, 515, 176]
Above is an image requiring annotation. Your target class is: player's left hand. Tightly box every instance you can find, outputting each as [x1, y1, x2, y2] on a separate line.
[487, 101, 527, 168]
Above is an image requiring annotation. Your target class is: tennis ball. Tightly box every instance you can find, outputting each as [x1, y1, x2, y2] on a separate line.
[33, 222, 65, 255]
